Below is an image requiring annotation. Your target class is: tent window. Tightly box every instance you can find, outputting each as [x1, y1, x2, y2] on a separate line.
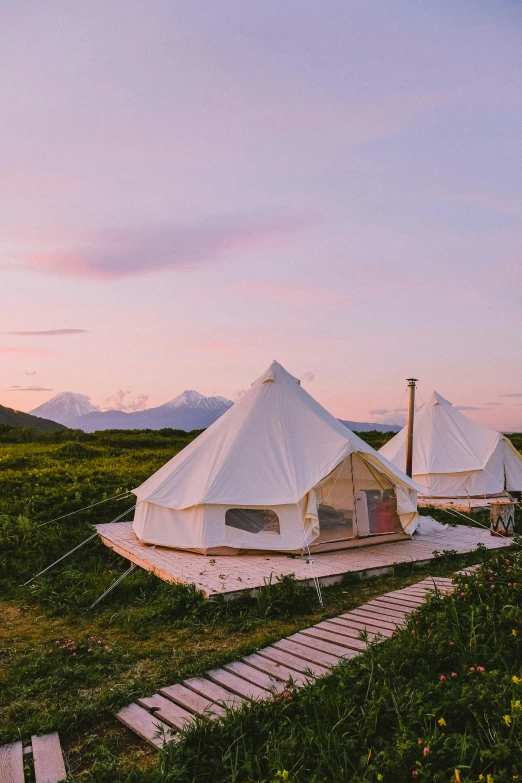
[225, 508, 280, 535]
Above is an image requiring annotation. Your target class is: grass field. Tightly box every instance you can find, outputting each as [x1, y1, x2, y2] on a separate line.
[0, 425, 520, 781]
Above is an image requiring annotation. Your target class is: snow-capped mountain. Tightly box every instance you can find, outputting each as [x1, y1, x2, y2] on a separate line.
[30, 392, 100, 425]
[65, 391, 234, 432]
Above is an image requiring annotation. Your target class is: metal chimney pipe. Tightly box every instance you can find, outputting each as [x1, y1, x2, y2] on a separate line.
[405, 378, 418, 478]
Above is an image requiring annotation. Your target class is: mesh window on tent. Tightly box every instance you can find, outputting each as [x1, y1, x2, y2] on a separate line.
[225, 508, 281, 535]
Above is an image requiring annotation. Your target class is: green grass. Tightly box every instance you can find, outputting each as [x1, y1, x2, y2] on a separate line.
[0, 426, 520, 780]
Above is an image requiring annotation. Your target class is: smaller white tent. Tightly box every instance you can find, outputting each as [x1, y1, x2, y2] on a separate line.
[133, 361, 420, 554]
[379, 391, 522, 505]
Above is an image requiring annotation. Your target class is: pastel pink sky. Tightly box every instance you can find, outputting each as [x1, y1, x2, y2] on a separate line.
[1, 1, 522, 430]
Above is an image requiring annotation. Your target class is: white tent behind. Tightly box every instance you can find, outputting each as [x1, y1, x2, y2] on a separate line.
[379, 391, 522, 504]
[133, 361, 420, 554]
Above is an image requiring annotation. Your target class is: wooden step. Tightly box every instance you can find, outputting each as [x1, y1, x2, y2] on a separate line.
[344, 609, 400, 630]
[318, 619, 381, 641]
[299, 625, 367, 652]
[32, 733, 66, 783]
[159, 683, 226, 718]
[328, 615, 394, 637]
[256, 645, 330, 678]
[223, 660, 284, 693]
[273, 638, 340, 668]
[206, 668, 269, 701]
[365, 601, 408, 619]
[0, 741, 24, 783]
[242, 652, 313, 686]
[183, 676, 245, 709]
[116, 703, 175, 749]
[137, 694, 195, 731]
[287, 632, 359, 660]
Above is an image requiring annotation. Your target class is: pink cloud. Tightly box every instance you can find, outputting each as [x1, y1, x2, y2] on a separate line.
[18, 217, 308, 281]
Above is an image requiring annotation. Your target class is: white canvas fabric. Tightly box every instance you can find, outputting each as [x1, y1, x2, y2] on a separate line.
[379, 391, 522, 502]
[133, 361, 420, 553]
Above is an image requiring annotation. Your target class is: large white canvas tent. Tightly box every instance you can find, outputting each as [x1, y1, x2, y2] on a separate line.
[133, 361, 419, 554]
[379, 391, 522, 507]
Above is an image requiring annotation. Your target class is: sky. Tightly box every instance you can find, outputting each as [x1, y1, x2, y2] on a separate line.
[1, 0, 522, 430]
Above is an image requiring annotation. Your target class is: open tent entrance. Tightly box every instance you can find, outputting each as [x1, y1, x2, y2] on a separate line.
[310, 454, 403, 550]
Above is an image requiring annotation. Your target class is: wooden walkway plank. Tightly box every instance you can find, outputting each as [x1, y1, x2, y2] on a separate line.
[206, 668, 269, 701]
[0, 741, 24, 783]
[328, 615, 394, 637]
[299, 625, 367, 652]
[116, 703, 175, 749]
[364, 601, 408, 618]
[159, 683, 226, 718]
[273, 638, 340, 668]
[380, 593, 425, 607]
[257, 646, 330, 677]
[223, 660, 284, 693]
[242, 652, 313, 686]
[346, 608, 401, 629]
[32, 733, 66, 783]
[315, 619, 380, 642]
[368, 598, 417, 614]
[287, 632, 359, 660]
[137, 694, 195, 731]
[183, 677, 245, 709]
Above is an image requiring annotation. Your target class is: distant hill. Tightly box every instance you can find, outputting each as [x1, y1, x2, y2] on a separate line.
[65, 390, 234, 432]
[30, 392, 99, 425]
[339, 420, 401, 434]
[0, 403, 67, 432]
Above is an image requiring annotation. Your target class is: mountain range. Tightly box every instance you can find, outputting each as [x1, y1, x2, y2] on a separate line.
[29, 391, 401, 434]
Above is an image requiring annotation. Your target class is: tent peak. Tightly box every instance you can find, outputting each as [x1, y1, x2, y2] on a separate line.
[429, 391, 452, 407]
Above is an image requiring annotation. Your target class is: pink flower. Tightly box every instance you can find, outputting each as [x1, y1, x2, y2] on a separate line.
[489, 569, 494, 574]
[411, 630, 416, 635]
[469, 667, 475, 672]
[451, 672, 457, 678]
[412, 771, 419, 778]
[423, 747, 430, 756]
[460, 592, 466, 597]
[479, 583, 483, 587]
[87, 648, 92, 652]
[506, 559, 510, 564]
[440, 675, 446, 681]
[450, 641, 455, 646]
[489, 577, 494, 581]
[491, 585, 495, 589]
[509, 583, 513, 587]
[477, 666, 485, 672]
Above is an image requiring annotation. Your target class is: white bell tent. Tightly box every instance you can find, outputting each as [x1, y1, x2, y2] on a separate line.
[379, 391, 522, 507]
[132, 361, 419, 555]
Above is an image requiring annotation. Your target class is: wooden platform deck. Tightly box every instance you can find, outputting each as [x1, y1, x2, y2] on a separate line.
[96, 521, 508, 597]
[115, 575, 456, 749]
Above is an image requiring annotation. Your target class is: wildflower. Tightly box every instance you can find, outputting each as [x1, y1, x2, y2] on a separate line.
[392, 632, 397, 638]
[513, 630, 518, 636]
[451, 672, 457, 677]
[512, 675, 520, 684]
[283, 691, 292, 701]
[477, 666, 485, 672]
[460, 592, 466, 597]
[503, 715, 512, 726]
[513, 700, 522, 710]
[438, 717, 446, 726]
[412, 772, 419, 779]
[377, 776, 384, 782]
[479, 583, 483, 587]
[487, 776, 494, 783]
[490, 577, 494, 581]
[454, 771, 461, 782]
[469, 667, 475, 672]
[275, 772, 289, 781]
[423, 747, 430, 756]
[417, 738, 423, 745]
[450, 641, 455, 646]
[411, 630, 415, 635]
[87, 648, 92, 652]
[440, 674, 446, 681]
[509, 583, 513, 587]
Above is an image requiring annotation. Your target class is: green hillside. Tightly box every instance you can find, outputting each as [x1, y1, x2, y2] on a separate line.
[0, 403, 66, 432]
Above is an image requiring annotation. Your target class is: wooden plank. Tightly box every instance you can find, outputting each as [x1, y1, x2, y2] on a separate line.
[223, 660, 284, 693]
[183, 676, 245, 709]
[328, 615, 394, 637]
[242, 653, 313, 686]
[288, 632, 359, 660]
[32, 733, 66, 783]
[369, 598, 418, 614]
[273, 638, 341, 668]
[0, 741, 24, 783]
[381, 593, 425, 606]
[365, 601, 408, 619]
[352, 604, 406, 623]
[300, 625, 367, 652]
[206, 668, 269, 701]
[116, 703, 175, 749]
[315, 620, 380, 642]
[159, 683, 226, 718]
[137, 694, 195, 731]
[257, 646, 330, 677]
[344, 609, 400, 631]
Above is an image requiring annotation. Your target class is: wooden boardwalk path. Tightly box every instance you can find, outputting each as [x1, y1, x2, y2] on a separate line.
[116, 575, 454, 749]
[97, 521, 506, 597]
